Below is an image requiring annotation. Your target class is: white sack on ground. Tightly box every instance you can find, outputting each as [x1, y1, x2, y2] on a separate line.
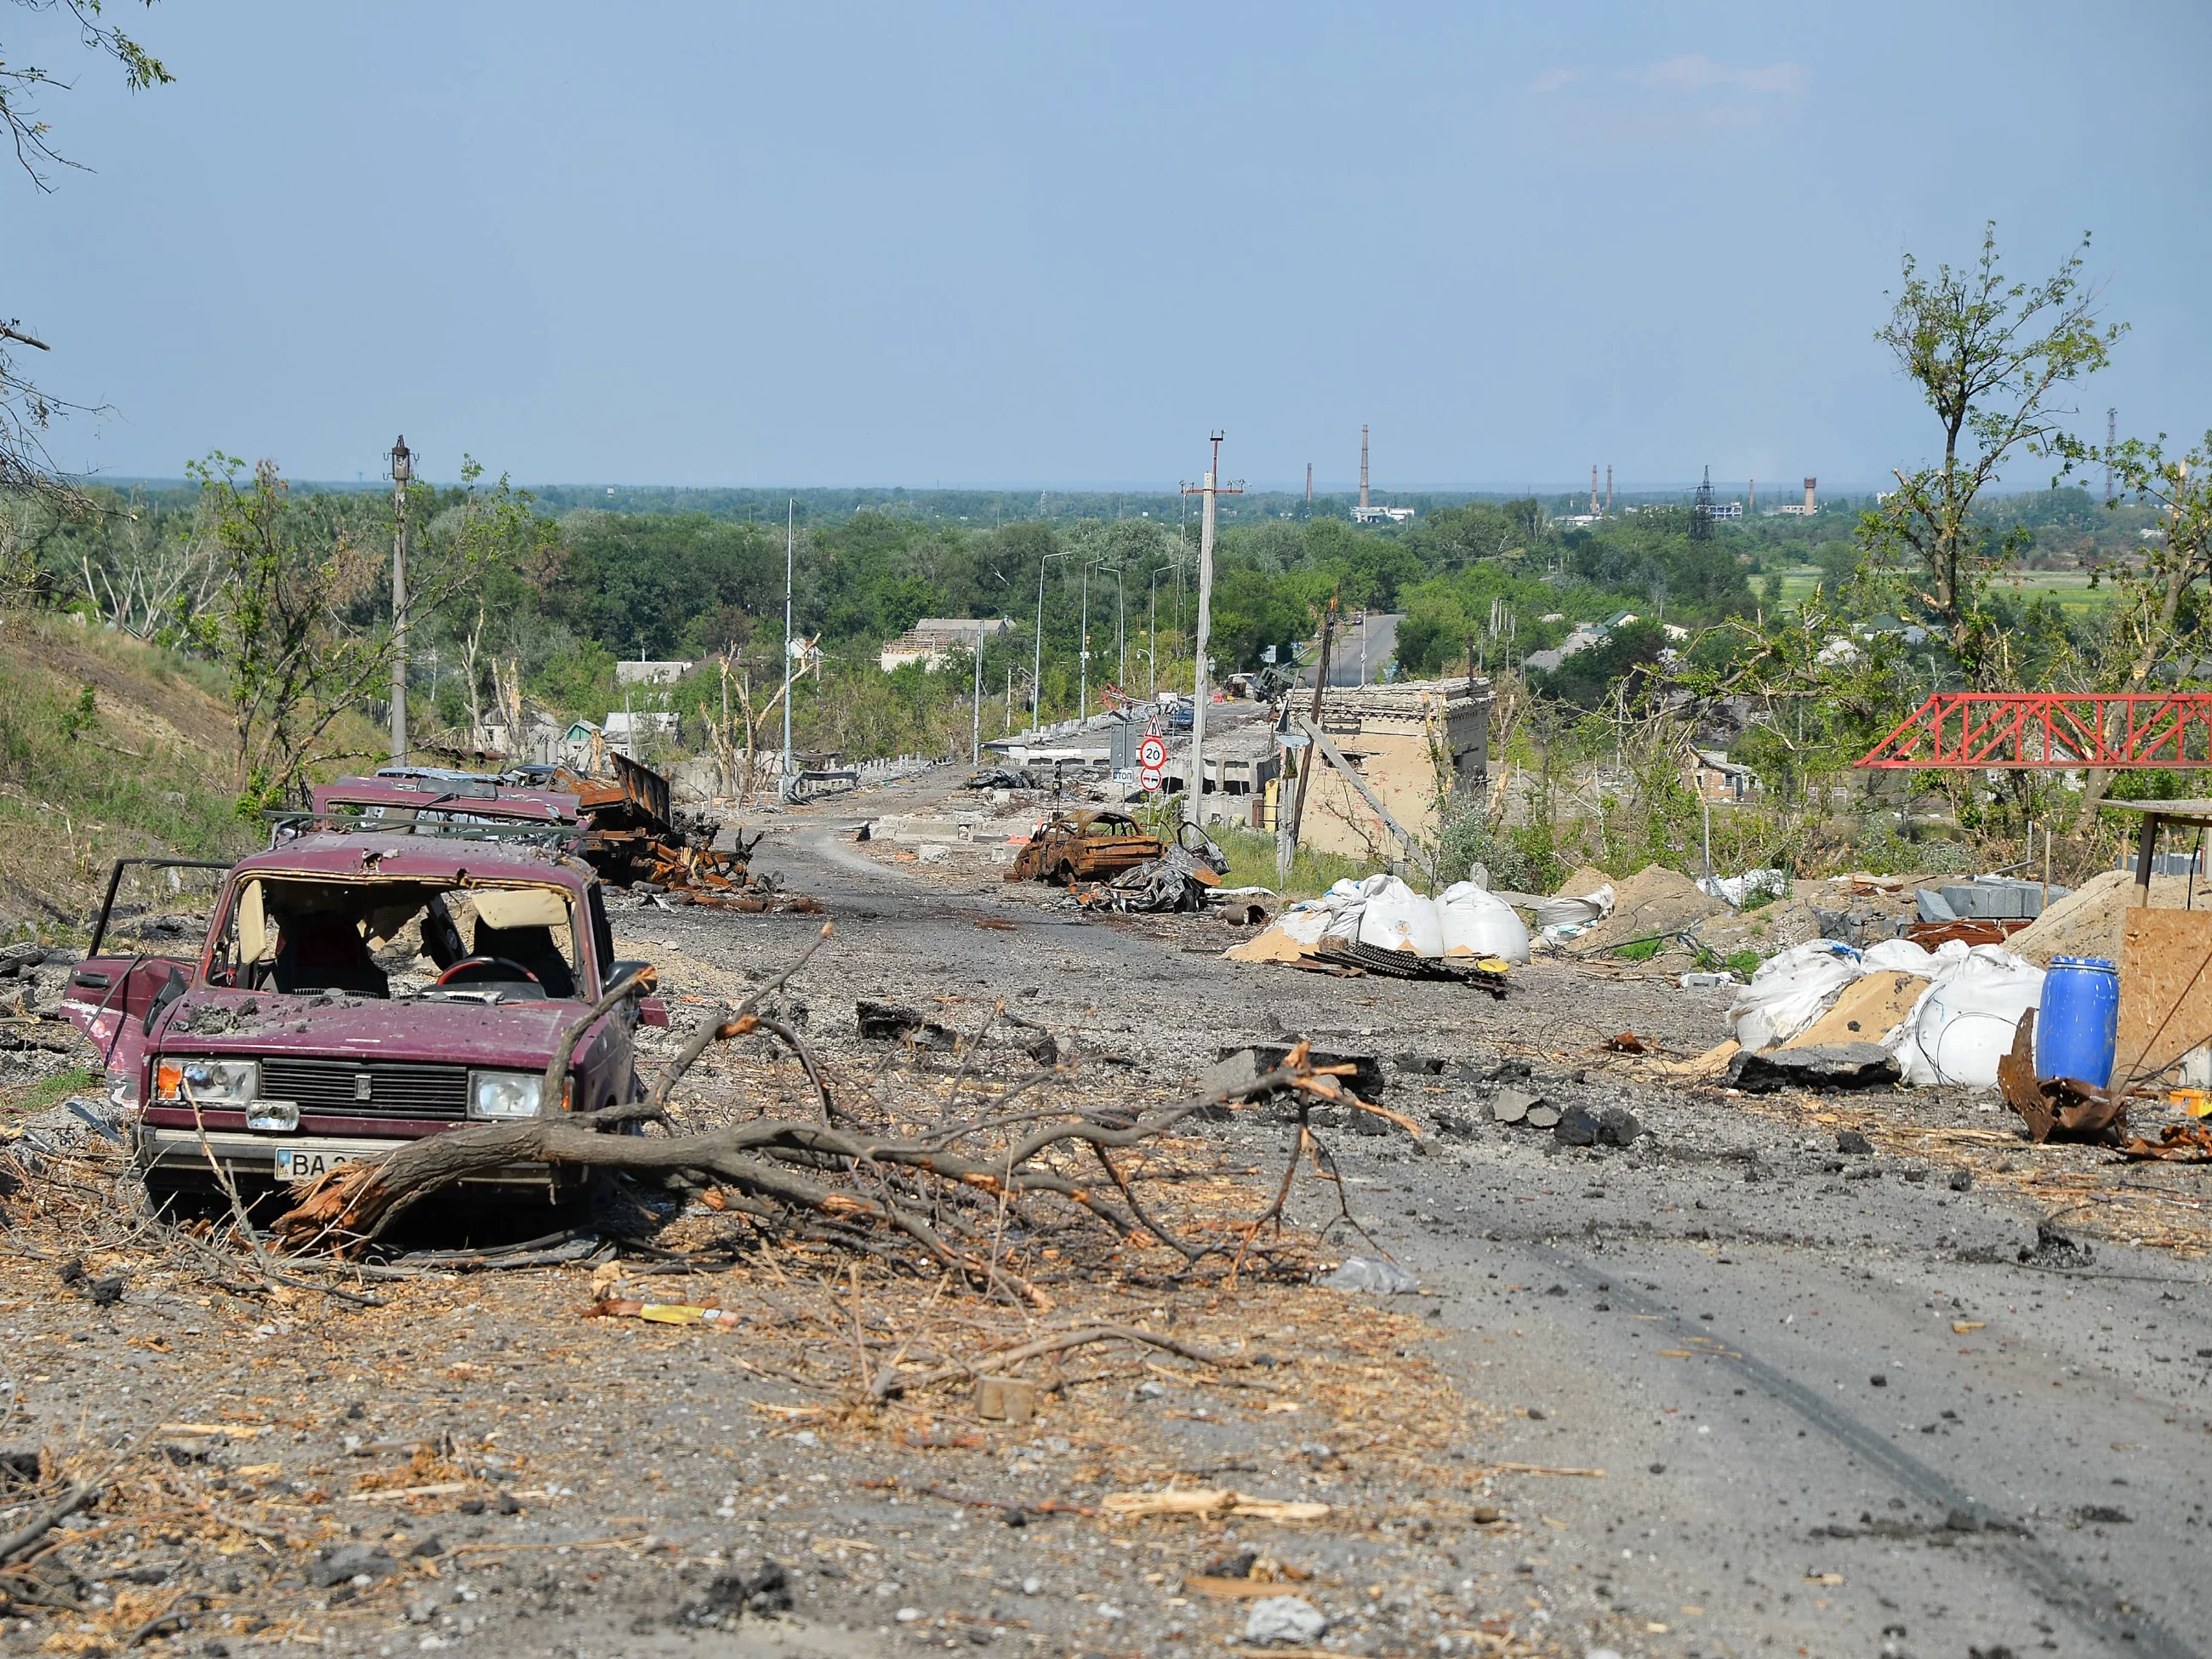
[1890, 945, 2045, 1089]
[1436, 882, 1531, 963]
[1697, 869, 1787, 906]
[1529, 885, 1615, 932]
[1727, 939, 1864, 1052]
[1360, 876, 1445, 958]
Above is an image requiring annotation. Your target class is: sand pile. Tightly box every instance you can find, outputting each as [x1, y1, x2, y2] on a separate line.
[1568, 863, 1728, 953]
[1554, 865, 1615, 899]
[2007, 869, 2212, 966]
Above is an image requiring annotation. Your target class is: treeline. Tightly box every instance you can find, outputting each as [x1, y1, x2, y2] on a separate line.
[0, 465, 1896, 769]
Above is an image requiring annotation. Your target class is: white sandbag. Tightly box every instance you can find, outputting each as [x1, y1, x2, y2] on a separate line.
[1726, 939, 1863, 1052]
[1358, 875, 1445, 958]
[1435, 881, 1531, 964]
[1858, 938, 1945, 976]
[1529, 884, 1615, 932]
[1890, 945, 2044, 1089]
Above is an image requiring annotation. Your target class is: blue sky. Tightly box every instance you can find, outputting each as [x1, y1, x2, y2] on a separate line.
[7, 1, 2209, 492]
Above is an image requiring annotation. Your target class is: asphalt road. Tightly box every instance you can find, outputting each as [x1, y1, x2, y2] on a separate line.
[692, 795, 2212, 1659]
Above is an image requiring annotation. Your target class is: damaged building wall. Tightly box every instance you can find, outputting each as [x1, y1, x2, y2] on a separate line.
[1299, 679, 1491, 862]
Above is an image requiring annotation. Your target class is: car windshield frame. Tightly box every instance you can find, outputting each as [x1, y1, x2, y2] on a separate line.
[199, 867, 602, 1005]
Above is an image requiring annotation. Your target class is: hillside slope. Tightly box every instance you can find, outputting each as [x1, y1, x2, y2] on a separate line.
[0, 615, 253, 936]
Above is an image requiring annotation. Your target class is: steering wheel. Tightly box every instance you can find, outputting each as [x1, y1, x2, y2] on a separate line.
[435, 955, 541, 988]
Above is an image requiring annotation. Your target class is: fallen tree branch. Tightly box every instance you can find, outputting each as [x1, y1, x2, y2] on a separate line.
[871, 1323, 1245, 1400]
[0, 1484, 96, 1568]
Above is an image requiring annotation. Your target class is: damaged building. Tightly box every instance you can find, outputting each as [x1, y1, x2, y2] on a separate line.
[1296, 678, 1491, 862]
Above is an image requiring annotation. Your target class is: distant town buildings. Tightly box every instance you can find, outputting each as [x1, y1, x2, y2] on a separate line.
[1768, 477, 1819, 517]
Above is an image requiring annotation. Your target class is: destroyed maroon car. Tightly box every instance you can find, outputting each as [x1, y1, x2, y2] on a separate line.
[63, 777, 665, 1203]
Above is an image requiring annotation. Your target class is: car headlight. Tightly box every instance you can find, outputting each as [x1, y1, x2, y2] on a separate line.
[155, 1058, 258, 1106]
[468, 1069, 544, 1120]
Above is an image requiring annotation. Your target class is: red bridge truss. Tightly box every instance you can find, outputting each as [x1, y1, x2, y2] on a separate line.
[1855, 693, 2212, 771]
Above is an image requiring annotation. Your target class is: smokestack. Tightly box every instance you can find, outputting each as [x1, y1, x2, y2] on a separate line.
[1605, 465, 1612, 511]
[1360, 425, 1370, 510]
[1803, 476, 1816, 514]
[1306, 461, 1313, 504]
[1748, 478, 1755, 514]
[1590, 465, 1599, 516]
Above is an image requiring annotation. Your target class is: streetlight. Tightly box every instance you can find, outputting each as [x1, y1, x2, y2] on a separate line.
[1110, 564, 1126, 688]
[389, 436, 412, 764]
[1080, 557, 1102, 720]
[1032, 550, 1072, 732]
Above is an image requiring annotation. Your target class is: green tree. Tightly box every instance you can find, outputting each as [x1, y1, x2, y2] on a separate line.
[188, 455, 482, 809]
[1858, 225, 2123, 689]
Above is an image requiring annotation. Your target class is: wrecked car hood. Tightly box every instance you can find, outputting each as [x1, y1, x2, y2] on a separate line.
[153, 985, 595, 1071]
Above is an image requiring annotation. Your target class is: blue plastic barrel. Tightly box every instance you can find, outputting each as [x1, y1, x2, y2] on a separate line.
[2035, 955, 2119, 1088]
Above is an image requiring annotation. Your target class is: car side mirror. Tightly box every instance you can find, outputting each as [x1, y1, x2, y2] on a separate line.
[610, 959, 653, 988]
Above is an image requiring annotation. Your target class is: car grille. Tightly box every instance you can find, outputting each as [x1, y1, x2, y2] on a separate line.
[256, 1058, 470, 1120]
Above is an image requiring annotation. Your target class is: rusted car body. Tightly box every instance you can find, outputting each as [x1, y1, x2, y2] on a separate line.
[63, 777, 664, 1201]
[1009, 809, 1163, 886]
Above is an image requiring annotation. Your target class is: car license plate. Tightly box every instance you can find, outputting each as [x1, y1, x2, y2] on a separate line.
[273, 1144, 358, 1181]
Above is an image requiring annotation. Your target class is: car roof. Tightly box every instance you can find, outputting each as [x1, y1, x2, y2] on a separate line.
[232, 831, 593, 887]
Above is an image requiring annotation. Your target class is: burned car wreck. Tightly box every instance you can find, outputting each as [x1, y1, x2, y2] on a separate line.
[63, 777, 665, 1203]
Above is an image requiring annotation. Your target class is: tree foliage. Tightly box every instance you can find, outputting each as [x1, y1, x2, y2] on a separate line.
[3, 0, 171, 502]
[1857, 224, 2123, 689]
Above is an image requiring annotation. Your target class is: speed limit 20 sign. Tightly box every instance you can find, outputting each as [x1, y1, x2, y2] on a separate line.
[1137, 734, 1167, 770]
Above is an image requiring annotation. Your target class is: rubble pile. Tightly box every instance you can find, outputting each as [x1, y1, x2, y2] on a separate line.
[553, 755, 819, 913]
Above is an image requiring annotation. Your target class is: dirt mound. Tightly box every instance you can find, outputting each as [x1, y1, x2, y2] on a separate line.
[1554, 864, 1615, 899]
[1569, 863, 1728, 953]
[2008, 868, 2212, 966]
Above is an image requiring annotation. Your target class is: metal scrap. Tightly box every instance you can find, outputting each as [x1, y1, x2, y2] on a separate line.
[545, 755, 819, 912]
[1077, 847, 1220, 914]
[1996, 1010, 2128, 1144]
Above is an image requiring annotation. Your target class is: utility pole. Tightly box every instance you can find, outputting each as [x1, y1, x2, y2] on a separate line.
[1113, 564, 1126, 688]
[2107, 407, 2118, 505]
[780, 499, 795, 787]
[1278, 597, 1336, 882]
[1181, 433, 1243, 830]
[388, 436, 412, 765]
[1079, 559, 1094, 719]
[1031, 550, 1071, 733]
[971, 621, 984, 765]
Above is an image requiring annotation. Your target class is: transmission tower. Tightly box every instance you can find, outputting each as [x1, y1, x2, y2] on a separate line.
[1690, 466, 1714, 541]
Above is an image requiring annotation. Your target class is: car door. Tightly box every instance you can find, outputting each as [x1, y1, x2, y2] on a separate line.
[63, 858, 225, 1103]
[62, 955, 191, 1103]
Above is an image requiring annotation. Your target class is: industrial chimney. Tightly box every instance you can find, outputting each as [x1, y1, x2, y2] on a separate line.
[1360, 425, 1371, 511]
[1605, 465, 1612, 512]
[1589, 465, 1599, 516]
[1306, 461, 1313, 504]
[1748, 478, 1756, 513]
[1803, 476, 1817, 514]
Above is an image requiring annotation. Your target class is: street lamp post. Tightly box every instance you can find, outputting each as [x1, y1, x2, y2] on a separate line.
[1031, 550, 1071, 733]
[388, 436, 412, 765]
[1080, 558, 1101, 720]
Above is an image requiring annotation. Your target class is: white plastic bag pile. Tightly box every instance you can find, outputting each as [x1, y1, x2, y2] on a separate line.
[1725, 936, 2044, 1089]
[1274, 874, 1531, 964]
